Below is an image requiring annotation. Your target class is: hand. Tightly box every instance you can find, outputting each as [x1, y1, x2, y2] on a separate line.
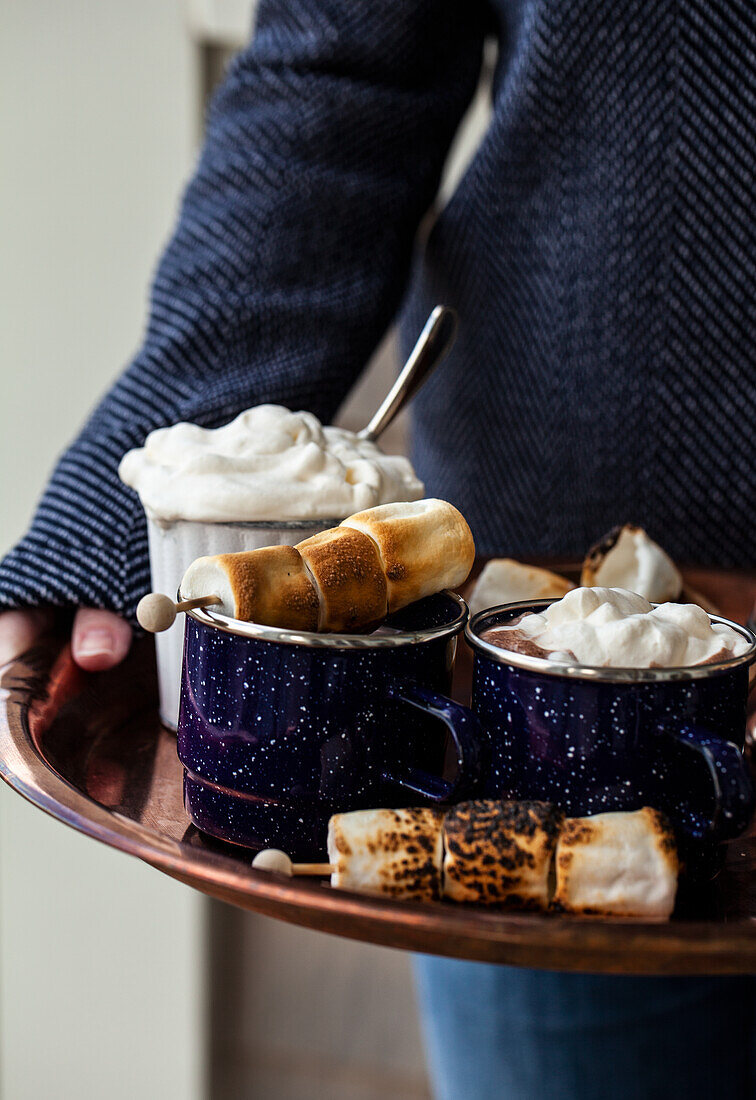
[0, 607, 132, 672]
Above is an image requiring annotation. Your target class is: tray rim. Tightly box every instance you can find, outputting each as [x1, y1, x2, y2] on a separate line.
[2, 562, 756, 975]
[4, 702, 756, 976]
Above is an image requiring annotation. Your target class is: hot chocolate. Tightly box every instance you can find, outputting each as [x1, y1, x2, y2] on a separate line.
[480, 586, 749, 669]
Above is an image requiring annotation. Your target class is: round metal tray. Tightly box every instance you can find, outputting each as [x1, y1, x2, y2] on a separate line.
[2, 562, 756, 975]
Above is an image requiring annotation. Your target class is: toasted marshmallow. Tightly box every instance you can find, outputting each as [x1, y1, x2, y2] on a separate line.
[442, 800, 562, 909]
[582, 525, 682, 603]
[327, 808, 444, 900]
[341, 498, 475, 612]
[468, 559, 573, 617]
[553, 808, 679, 918]
[297, 527, 387, 632]
[181, 545, 319, 629]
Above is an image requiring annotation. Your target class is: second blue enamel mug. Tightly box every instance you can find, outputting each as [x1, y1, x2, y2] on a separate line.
[466, 599, 756, 874]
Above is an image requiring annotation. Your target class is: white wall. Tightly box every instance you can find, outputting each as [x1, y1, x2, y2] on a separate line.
[1, 1, 196, 544]
[0, 3, 206, 1096]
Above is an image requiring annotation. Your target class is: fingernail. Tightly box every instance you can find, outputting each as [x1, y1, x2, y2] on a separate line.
[76, 629, 115, 657]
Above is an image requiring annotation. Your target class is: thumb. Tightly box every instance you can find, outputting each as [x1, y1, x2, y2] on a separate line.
[71, 608, 133, 672]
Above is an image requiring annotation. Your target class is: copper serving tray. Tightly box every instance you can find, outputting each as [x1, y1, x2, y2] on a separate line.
[2, 563, 756, 975]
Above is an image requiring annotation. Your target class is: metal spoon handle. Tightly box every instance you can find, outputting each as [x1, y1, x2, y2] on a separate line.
[358, 305, 459, 443]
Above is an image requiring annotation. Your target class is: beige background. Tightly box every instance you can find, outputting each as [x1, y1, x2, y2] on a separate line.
[1, 4, 208, 1098]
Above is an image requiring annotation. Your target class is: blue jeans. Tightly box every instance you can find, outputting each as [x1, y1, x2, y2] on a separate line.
[413, 956, 756, 1100]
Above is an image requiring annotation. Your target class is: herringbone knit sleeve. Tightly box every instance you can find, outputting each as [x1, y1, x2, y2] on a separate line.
[0, 0, 485, 622]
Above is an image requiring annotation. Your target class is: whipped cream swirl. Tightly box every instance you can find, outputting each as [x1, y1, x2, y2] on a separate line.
[119, 405, 424, 522]
[500, 587, 749, 668]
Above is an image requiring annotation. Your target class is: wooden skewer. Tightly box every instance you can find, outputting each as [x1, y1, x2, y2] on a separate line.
[252, 849, 334, 877]
[136, 592, 222, 633]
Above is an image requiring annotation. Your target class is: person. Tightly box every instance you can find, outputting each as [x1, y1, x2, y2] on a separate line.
[2, 1, 755, 1096]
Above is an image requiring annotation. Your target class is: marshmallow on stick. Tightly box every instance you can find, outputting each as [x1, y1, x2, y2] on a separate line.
[296, 527, 387, 632]
[254, 801, 679, 919]
[180, 544, 320, 631]
[553, 808, 679, 918]
[327, 808, 445, 901]
[156, 498, 474, 635]
[442, 800, 563, 910]
[341, 498, 476, 612]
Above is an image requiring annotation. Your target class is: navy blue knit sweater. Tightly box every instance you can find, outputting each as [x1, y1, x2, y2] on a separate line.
[1, 0, 755, 621]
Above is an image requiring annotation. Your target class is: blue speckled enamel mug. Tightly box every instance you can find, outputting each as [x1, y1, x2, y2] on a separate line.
[177, 592, 483, 858]
[466, 600, 756, 874]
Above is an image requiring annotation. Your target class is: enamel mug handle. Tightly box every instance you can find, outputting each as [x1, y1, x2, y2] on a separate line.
[381, 681, 485, 802]
[659, 723, 754, 841]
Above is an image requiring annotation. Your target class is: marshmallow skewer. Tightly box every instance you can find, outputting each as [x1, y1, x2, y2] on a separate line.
[136, 592, 221, 633]
[251, 803, 679, 918]
[139, 498, 475, 635]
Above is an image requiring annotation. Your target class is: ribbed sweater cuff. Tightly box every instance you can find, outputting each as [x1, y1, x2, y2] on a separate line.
[0, 513, 149, 625]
